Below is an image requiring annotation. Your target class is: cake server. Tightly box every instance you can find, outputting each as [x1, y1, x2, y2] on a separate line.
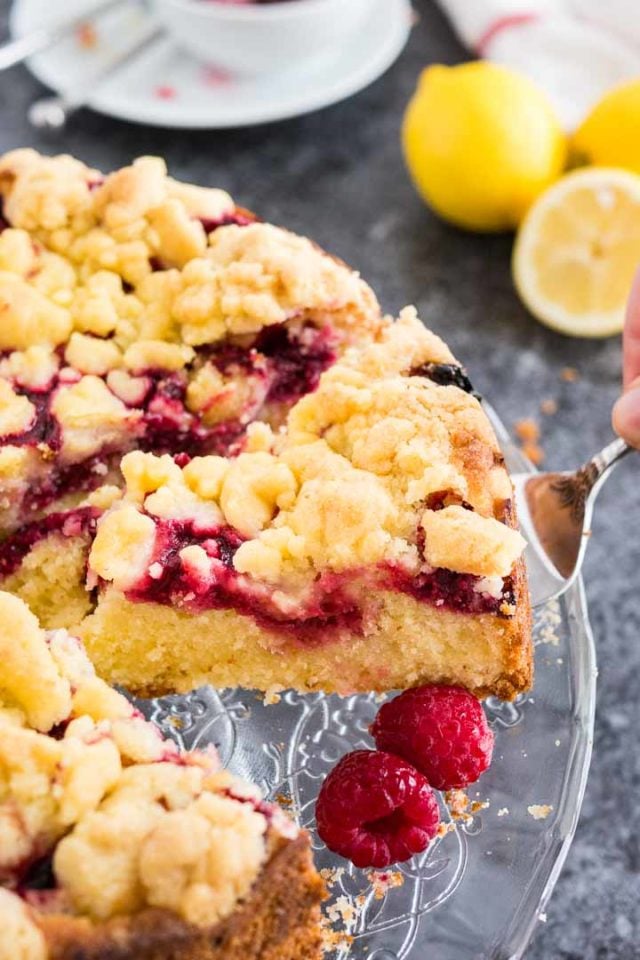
[0, 0, 127, 71]
[512, 437, 632, 607]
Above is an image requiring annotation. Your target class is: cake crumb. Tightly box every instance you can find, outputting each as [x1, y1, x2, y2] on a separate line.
[326, 895, 358, 927]
[522, 442, 545, 465]
[514, 418, 545, 464]
[319, 867, 345, 886]
[263, 687, 281, 705]
[366, 870, 404, 900]
[445, 788, 469, 819]
[320, 917, 354, 952]
[555, 739, 561, 747]
[436, 821, 456, 837]
[528, 804, 553, 820]
[445, 789, 485, 824]
[540, 398, 558, 416]
[497, 807, 509, 817]
[165, 715, 184, 730]
[560, 366, 579, 382]
[515, 418, 540, 443]
[75, 22, 98, 48]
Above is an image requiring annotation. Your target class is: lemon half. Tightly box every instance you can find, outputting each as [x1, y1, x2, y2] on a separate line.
[512, 167, 640, 337]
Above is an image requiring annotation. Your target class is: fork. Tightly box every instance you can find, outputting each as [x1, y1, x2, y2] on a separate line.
[0, 0, 126, 71]
[512, 437, 633, 607]
[28, 21, 164, 131]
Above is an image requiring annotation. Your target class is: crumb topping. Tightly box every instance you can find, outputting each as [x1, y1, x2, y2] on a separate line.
[0, 151, 377, 356]
[0, 150, 380, 533]
[0, 889, 46, 960]
[89, 309, 524, 598]
[0, 593, 290, 948]
[420, 506, 525, 579]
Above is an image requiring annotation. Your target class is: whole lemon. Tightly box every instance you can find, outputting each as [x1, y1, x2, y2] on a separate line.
[573, 79, 640, 173]
[402, 62, 567, 232]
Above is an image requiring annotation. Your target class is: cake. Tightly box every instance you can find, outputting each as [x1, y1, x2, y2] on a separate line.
[0, 149, 532, 701]
[0, 591, 324, 960]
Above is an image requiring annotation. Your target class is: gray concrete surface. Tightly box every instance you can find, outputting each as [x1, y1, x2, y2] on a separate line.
[0, 1, 637, 956]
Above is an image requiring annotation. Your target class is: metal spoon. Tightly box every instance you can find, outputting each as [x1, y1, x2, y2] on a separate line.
[28, 22, 164, 131]
[512, 437, 632, 607]
[0, 0, 126, 71]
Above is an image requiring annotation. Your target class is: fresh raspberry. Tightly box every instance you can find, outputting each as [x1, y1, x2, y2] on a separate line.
[315, 750, 440, 868]
[371, 685, 494, 791]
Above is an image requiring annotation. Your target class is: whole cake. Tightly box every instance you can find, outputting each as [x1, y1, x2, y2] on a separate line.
[0, 150, 532, 701]
[0, 592, 324, 960]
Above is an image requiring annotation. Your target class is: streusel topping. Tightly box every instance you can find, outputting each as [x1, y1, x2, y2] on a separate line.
[0, 593, 289, 957]
[0, 150, 379, 536]
[0, 150, 378, 356]
[89, 308, 525, 600]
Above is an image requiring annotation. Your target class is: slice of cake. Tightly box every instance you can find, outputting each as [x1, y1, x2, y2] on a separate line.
[74, 309, 529, 701]
[0, 149, 531, 702]
[0, 592, 324, 960]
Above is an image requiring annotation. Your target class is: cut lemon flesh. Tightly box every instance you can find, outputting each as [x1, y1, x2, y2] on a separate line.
[512, 167, 640, 337]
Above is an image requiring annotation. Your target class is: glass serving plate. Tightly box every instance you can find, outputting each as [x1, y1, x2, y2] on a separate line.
[136, 415, 597, 960]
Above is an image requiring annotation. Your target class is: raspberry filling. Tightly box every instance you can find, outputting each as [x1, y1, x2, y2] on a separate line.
[122, 516, 364, 642]
[0, 322, 337, 520]
[103, 509, 513, 642]
[0, 507, 100, 579]
[389, 565, 514, 616]
[16, 853, 57, 898]
[198, 208, 257, 232]
[0, 502, 513, 636]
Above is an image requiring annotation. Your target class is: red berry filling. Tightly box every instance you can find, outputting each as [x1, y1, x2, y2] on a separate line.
[121, 517, 364, 641]
[316, 750, 440, 868]
[394, 566, 514, 616]
[0, 321, 338, 523]
[16, 853, 56, 897]
[371, 685, 494, 791]
[116, 514, 511, 639]
[0, 508, 513, 638]
[0, 507, 100, 579]
[198, 208, 257, 233]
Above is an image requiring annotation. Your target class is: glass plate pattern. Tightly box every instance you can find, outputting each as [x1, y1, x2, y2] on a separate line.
[135, 418, 597, 960]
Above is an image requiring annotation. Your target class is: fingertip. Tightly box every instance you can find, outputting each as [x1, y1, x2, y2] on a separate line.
[624, 267, 640, 388]
[612, 386, 640, 448]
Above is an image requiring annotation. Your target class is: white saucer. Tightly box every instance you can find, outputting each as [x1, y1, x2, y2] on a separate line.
[12, 0, 412, 128]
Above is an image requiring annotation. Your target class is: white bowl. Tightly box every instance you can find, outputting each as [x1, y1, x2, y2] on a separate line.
[152, 0, 371, 76]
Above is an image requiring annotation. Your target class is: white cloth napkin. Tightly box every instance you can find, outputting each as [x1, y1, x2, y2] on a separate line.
[435, 0, 640, 128]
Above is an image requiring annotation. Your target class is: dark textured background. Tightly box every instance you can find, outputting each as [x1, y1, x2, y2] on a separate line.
[0, 1, 638, 956]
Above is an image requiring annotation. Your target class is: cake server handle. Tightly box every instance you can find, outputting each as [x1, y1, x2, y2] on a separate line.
[0, 0, 127, 71]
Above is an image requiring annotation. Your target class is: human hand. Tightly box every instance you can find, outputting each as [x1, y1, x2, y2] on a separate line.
[612, 270, 640, 448]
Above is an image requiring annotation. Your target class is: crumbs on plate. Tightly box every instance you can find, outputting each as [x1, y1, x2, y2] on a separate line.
[514, 417, 545, 465]
[366, 870, 405, 900]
